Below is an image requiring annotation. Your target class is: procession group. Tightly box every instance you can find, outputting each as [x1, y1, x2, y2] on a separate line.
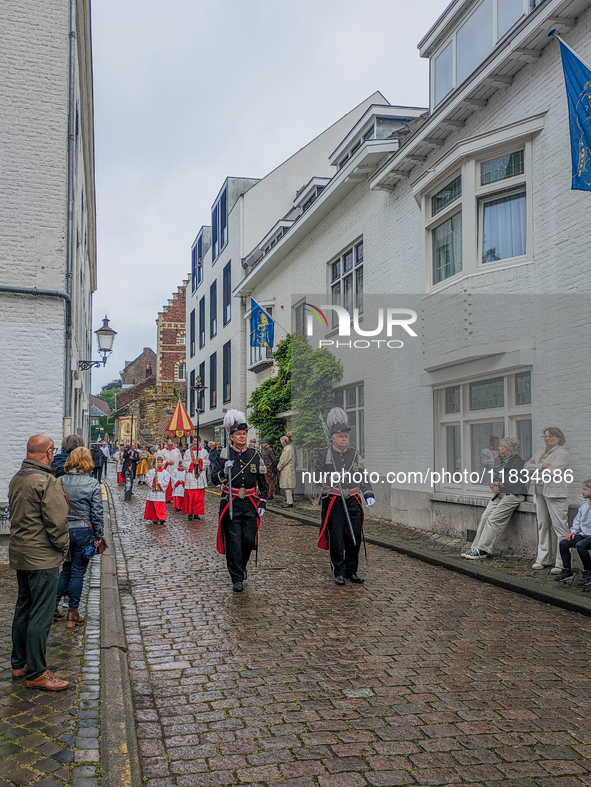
[109, 408, 375, 593]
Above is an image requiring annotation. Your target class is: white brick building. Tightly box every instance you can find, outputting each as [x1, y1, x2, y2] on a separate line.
[0, 0, 97, 513]
[233, 0, 591, 554]
[184, 92, 423, 444]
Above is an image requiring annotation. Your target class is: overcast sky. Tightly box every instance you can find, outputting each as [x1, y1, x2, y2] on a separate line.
[90, 0, 450, 393]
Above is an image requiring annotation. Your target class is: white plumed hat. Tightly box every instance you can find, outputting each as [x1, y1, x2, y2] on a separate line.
[223, 409, 248, 434]
[326, 407, 351, 435]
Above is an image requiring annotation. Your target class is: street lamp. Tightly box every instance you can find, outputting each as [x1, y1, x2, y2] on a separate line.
[190, 376, 207, 445]
[79, 316, 117, 370]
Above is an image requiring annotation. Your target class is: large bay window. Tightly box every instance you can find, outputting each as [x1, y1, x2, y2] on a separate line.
[424, 141, 531, 289]
[436, 369, 532, 493]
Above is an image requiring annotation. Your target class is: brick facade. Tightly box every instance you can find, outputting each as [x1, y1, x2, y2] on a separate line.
[120, 347, 156, 387]
[157, 279, 189, 394]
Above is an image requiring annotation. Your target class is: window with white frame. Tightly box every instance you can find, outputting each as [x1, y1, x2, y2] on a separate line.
[330, 240, 364, 325]
[176, 361, 186, 381]
[333, 383, 365, 456]
[178, 332, 186, 346]
[436, 369, 532, 493]
[425, 144, 530, 289]
[430, 0, 528, 108]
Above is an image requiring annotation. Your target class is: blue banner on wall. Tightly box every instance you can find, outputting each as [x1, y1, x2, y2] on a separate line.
[558, 38, 591, 190]
[250, 298, 274, 348]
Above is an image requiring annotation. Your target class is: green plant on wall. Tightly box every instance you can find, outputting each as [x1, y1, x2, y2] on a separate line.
[248, 335, 292, 455]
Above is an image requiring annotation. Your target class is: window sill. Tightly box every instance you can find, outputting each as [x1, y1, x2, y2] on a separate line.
[430, 490, 536, 512]
[427, 258, 534, 295]
[248, 359, 274, 373]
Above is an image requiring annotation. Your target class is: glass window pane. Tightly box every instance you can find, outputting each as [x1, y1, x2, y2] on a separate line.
[358, 384, 364, 407]
[331, 260, 340, 281]
[432, 175, 462, 216]
[359, 409, 365, 457]
[346, 387, 356, 408]
[456, 0, 493, 84]
[434, 41, 453, 106]
[445, 385, 460, 413]
[515, 371, 531, 405]
[469, 377, 504, 410]
[343, 249, 354, 273]
[333, 390, 344, 407]
[331, 282, 341, 327]
[471, 422, 504, 479]
[348, 411, 357, 450]
[497, 0, 524, 39]
[433, 211, 462, 285]
[482, 191, 526, 262]
[355, 241, 364, 264]
[446, 425, 461, 473]
[344, 275, 353, 317]
[355, 266, 363, 314]
[516, 418, 532, 461]
[480, 150, 524, 185]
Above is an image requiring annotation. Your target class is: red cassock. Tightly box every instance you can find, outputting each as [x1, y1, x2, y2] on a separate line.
[117, 472, 124, 484]
[144, 500, 167, 521]
[183, 488, 205, 516]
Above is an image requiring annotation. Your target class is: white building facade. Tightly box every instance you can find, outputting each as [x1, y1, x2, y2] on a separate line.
[0, 0, 97, 514]
[184, 93, 409, 443]
[234, 0, 591, 554]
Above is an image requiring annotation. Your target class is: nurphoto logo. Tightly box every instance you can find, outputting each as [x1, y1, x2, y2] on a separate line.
[304, 303, 418, 349]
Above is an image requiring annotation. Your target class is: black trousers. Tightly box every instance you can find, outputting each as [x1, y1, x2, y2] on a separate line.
[12, 567, 60, 680]
[92, 465, 102, 483]
[559, 534, 591, 570]
[322, 495, 363, 577]
[221, 498, 258, 584]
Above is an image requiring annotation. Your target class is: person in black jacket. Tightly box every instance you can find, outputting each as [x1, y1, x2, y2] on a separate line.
[52, 434, 85, 478]
[210, 410, 267, 593]
[315, 408, 375, 585]
[90, 443, 104, 483]
[462, 436, 528, 559]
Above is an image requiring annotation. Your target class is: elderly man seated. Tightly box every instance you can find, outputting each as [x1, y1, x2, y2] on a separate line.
[462, 437, 528, 559]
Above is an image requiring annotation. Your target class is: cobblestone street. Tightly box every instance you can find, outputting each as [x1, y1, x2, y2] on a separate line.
[108, 478, 591, 787]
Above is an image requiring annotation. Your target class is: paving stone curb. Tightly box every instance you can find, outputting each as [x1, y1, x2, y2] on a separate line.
[268, 503, 591, 618]
[99, 483, 142, 787]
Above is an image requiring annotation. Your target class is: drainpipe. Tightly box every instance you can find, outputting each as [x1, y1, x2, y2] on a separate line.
[65, 0, 77, 429]
[0, 286, 72, 320]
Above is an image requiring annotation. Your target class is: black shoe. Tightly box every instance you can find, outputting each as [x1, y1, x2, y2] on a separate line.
[334, 575, 345, 585]
[188, 515, 193, 520]
[578, 570, 591, 587]
[233, 582, 244, 593]
[282, 503, 294, 508]
[348, 574, 365, 584]
[243, 569, 247, 581]
[554, 569, 574, 582]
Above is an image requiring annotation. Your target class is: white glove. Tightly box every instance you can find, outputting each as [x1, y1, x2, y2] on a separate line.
[224, 459, 234, 476]
[366, 497, 376, 507]
[257, 507, 265, 517]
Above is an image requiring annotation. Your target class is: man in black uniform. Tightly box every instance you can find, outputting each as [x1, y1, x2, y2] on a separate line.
[315, 407, 375, 585]
[211, 410, 268, 592]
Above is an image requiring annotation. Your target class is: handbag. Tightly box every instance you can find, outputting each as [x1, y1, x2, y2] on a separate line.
[60, 480, 108, 555]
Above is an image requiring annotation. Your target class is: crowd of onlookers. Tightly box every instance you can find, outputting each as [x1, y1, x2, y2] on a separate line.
[463, 426, 591, 588]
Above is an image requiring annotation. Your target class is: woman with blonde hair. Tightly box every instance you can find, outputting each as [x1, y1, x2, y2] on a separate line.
[528, 427, 571, 572]
[55, 447, 104, 627]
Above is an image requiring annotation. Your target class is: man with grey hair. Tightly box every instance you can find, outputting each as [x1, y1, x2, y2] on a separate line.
[462, 436, 528, 559]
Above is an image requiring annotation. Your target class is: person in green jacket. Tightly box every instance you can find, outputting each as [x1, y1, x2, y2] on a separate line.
[9, 434, 70, 691]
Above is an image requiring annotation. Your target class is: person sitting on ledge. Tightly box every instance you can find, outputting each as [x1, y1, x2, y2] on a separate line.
[462, 437, 528, 560]
[554, 480, 591, 587]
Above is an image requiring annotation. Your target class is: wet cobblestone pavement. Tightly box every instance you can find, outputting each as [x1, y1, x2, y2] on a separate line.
[107, 478, 591, 787]
[266, 499, 591, 615]
[0, 547, 102, 786]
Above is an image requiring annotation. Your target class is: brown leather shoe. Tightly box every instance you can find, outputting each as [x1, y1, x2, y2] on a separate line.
[53, 606, 66, 621]
[66, 608, 85, 628]
[12, 665, 27, 678]
[26, 670, 69, 691]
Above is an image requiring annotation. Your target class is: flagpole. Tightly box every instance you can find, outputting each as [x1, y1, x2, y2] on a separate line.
[548, 27, 591, 72]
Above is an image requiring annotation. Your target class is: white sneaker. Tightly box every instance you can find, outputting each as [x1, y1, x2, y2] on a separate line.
[462, 548, 488, 560]
[550, 567, 563, 574]
[531, 562, 545, 569]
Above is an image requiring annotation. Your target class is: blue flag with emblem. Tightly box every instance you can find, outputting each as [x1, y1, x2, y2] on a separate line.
[558, 38, 591, 190]
[250, 298, 274, 348]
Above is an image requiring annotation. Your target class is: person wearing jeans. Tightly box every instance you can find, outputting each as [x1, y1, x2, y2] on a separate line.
[56, 447, 104, 628]
[555, 480, 591, 587]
